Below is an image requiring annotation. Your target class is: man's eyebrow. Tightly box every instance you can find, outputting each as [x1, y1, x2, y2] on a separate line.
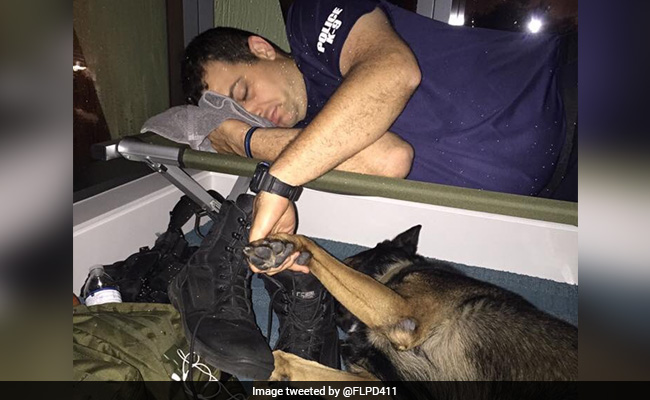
[228, 78, 241, 99]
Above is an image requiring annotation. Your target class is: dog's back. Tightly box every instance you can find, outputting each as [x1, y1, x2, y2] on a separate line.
[339, 226, 578, 383]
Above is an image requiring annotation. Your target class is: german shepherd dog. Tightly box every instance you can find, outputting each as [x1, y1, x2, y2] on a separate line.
[244, 225, 577, 391]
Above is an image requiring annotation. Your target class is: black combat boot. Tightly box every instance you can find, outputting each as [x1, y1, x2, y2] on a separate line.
[262, 271, 340, 368]
[168, 194, 274, 380]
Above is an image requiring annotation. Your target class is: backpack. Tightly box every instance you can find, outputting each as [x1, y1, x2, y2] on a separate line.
[73, 302, 247, 398]
[80, 190, 224, 303]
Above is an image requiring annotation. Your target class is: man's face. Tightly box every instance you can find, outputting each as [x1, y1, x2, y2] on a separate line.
[203, 57, 306, 128]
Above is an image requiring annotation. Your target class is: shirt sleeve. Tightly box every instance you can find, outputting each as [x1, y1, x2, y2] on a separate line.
[286, 0, 379, 78]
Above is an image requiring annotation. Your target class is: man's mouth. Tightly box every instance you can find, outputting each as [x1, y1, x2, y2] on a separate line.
[268, 106, 280, 126]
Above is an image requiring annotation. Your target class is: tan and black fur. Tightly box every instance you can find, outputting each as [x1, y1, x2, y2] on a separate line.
[244, 225, 577, 390]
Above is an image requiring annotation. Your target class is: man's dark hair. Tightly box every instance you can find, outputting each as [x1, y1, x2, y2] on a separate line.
[182, 27, 290, 105]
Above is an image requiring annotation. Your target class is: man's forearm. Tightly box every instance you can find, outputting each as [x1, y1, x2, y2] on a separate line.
[252, 128, 413, 178]
[249, 128, 301, 161]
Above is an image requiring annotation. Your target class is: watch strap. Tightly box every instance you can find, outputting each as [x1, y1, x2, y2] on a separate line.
[250, 162, 303, 202]
[258, 174, 303, 202]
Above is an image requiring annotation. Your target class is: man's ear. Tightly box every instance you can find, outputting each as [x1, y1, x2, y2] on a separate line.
[248, 36, 277, 60]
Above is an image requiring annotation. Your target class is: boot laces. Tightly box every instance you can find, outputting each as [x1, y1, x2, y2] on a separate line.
[266, 278, 329, 357]
[213, 216, 252, 317]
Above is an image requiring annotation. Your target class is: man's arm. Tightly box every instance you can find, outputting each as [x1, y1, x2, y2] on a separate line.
[268, 7, 421, 186]
[209, 122, 413, 178]
[247, 6, 420, 267]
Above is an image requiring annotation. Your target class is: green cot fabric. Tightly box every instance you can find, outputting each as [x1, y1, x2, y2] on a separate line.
[137, 133, 577, 226]
[73, 303, 245, 399]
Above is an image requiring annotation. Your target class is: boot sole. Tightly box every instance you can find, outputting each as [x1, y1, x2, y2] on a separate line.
[168, 275, 274, 380]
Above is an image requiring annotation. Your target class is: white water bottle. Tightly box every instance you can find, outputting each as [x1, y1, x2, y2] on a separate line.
[82, 265, 122, 306]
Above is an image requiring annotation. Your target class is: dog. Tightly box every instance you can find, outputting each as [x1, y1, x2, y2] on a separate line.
[244, 225, 577, 393]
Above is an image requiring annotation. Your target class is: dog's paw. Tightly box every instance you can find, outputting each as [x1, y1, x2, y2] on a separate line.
[243, 239, 294, 271]
[243, 238, 312, 271]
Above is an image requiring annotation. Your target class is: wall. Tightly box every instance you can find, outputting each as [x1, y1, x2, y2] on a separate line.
[214, 0, 289, 52]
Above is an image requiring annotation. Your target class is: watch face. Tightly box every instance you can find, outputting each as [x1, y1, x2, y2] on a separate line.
[251, 163, 269, 193]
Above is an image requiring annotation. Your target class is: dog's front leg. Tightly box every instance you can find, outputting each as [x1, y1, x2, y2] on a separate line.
[263, 351, 389, 400]
[270, 350, 378, 382]
[245, 234, 418, 350]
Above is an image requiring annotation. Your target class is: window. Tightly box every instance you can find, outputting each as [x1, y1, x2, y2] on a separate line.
[463, 0, 577, 34]
[73, 0, 170, 202]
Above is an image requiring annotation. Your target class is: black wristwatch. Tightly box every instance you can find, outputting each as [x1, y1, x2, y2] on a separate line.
[249, 162, 303, 202]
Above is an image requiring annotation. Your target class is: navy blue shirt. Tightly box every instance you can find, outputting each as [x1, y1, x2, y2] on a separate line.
[286, 0, 565, 195]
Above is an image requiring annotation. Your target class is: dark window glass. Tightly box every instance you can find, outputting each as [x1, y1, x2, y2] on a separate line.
[73, 0, 170, 202]
[387, 0, 418, 12]
[464, 0, 577, 34]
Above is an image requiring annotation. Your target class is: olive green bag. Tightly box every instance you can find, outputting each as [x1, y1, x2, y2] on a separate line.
[73, 302, 246, 399]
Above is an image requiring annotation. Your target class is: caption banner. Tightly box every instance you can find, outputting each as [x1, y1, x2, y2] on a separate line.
[252, 385, 397, 398]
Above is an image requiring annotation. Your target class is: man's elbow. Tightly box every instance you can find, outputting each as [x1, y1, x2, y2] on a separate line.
[381, 143, 414, 178]
[404, 62, 421, 92]
[392, 52, 421, 92]
[381, 50, 421, 94]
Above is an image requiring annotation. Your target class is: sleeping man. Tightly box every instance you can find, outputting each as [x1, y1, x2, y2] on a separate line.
[159, 0, 570, 378]
[181, 0, 568, 249]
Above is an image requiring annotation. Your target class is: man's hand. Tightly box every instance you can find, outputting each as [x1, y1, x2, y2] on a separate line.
[248, 191, 309, 275]
[208, 119, 251, 156]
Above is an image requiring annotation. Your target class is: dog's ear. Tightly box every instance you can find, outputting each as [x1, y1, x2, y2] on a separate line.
[391, 225, 421, 254]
